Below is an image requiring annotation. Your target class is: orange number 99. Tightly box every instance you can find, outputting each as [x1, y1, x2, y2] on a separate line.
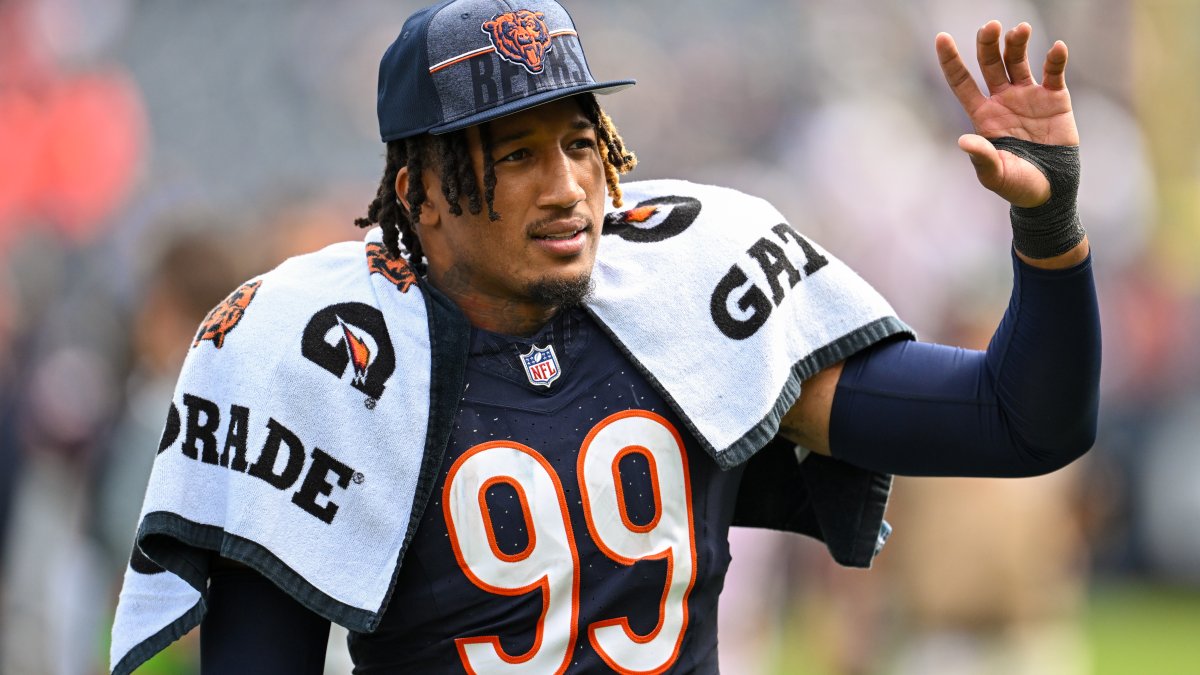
[443, 411, 696, 675]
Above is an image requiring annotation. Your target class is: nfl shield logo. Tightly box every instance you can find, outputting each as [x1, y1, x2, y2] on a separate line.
[520, 344, 561, 387]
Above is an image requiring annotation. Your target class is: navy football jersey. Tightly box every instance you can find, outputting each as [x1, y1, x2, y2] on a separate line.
[348, 307, 746, 673]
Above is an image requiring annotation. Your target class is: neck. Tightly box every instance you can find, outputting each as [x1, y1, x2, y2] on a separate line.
[428, 267, 558, 337]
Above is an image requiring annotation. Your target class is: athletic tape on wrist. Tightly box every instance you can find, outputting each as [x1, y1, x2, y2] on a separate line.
[990, 137, 1085, 259]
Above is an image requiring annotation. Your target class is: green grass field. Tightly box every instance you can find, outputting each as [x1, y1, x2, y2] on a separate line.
[769, 581, 1200, 675]
[1086, 583, 1200, 675]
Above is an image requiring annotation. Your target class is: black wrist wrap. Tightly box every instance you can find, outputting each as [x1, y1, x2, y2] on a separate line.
[990, 136, 1085, 259]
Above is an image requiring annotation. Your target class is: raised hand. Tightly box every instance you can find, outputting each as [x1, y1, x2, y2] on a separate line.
[936, 21, 1078, 208]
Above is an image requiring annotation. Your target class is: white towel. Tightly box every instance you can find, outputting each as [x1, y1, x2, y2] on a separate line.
[590, 179, 911, 467]
[110, 179, 911, 674]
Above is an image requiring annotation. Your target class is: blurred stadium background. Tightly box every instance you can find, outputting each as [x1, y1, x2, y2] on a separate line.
[1, 0, 1198, 673]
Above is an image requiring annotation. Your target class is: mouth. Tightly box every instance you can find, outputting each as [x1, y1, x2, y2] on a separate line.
[534, 231, 582, 241]
[529, 218, 590, 240]
[529, 218, 592, 256]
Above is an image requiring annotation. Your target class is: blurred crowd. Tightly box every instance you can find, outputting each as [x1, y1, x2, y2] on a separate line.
[1, 0, 1198, 673]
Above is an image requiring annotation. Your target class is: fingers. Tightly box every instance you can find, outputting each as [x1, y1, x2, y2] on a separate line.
[1043, 40, 1069, 90]
[1003, 23, 1035, 85]
[947, 21, 1068, 92]
[936, 32, 986, 114]
[975, 20, 1010, 94]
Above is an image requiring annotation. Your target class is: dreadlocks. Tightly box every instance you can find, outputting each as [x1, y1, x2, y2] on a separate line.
[354, 93, 637, 275]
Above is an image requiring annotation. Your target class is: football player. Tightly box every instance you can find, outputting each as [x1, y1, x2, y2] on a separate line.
[111, 1, 1098, 673]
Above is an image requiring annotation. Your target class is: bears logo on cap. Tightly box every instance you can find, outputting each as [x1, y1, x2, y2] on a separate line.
[482, 10, 552, 75]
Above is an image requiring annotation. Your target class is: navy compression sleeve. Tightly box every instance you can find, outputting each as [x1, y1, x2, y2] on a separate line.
[829, 251, 1100, 477]
[201, 564, 331, 675]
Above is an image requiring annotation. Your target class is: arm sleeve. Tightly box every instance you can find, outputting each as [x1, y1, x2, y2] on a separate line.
[201, 563, 332, 675]
[829, 251, 1100, 477]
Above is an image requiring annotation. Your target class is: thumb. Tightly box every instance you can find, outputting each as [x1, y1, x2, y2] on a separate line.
[957, 133, 1003, 190]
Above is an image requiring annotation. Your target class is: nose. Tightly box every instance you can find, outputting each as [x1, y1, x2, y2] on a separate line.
[536, 148, 587, 210]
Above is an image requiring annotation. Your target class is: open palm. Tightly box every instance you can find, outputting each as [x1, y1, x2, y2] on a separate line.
[937, 21, 1078, 207]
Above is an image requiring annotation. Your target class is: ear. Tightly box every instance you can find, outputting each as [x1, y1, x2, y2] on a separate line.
[395, 166, 440, 228]
[395, 166, 411, 211]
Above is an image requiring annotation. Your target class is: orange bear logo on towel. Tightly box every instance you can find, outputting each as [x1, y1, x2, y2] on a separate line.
[193, 279, 262, 349]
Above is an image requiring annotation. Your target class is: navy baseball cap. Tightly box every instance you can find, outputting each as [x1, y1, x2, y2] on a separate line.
[377, 0, 635, 142]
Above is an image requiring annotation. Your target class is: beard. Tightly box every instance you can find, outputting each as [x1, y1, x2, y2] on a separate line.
[527, 272, 595, 309]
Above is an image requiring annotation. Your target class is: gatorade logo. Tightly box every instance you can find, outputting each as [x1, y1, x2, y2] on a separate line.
[301, 303, 396, 402]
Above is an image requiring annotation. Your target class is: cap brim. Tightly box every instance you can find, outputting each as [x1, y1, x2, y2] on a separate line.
[429, 79, 635, 135]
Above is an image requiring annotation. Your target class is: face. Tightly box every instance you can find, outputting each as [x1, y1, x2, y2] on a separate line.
[405, 98, 607, 331]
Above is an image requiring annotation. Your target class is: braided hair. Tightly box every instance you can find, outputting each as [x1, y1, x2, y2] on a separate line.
[354, 93, 637, 275]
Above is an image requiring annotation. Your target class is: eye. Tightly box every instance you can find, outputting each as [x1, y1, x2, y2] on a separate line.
[568, 137, 597, 152]
[498, 148, 530, 163]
